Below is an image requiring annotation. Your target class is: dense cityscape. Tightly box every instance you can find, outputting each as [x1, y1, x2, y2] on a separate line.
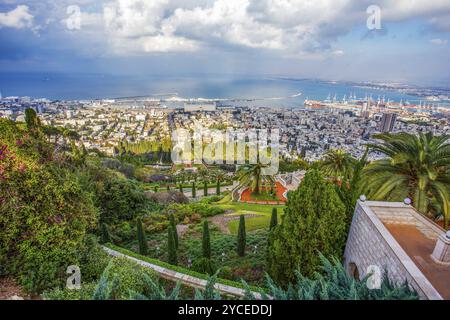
[1, 94, 448, 162]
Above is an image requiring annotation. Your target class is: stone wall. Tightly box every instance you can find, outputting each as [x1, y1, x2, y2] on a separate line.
[344, 201, 442, 300]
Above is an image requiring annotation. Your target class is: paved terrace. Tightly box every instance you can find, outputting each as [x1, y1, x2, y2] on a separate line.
[370, 204, 450, 299]
[345, 201, 449, 300]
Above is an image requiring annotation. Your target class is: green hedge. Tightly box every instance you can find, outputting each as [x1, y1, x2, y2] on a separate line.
[104, 243, 265, 294]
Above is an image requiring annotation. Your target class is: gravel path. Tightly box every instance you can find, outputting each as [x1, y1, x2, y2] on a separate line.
[176, 224, 190, 237]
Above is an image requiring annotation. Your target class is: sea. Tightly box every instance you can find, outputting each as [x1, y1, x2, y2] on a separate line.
[0, 72, 446, 108]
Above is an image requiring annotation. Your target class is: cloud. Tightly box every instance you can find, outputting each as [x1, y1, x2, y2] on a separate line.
[164, 0, 286, 50]
[0, 5, 33, 29]
[380, 0, 450, 21]
[332, 50, 345, 56]
[92, 0, 354, 55]
[4, 0, 450, 57]
[428, 15, 450, 32]
[429, 38, 448, 45]
[93, 0, 450, 56]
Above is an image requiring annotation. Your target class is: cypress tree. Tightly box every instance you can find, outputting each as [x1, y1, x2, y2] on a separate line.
[269, 208, 278, 230]
[169, 214, 178, 249]
[101, 223, 112, 244]
[179, 184, 183, 193]
[168, 226, 178, 265]
[237, 215, 246, 257]
[137, 218, 148, 255]
[167, 185, 170, 191]
[154, 185, 158, 193]
[202, 220, 211, 259]
[267, 170, 347, 285]
[192, 182, 196, 198]
[203, 181, 208, 197]
[25, 108, 40, 131]
[216, 179, 221, 195]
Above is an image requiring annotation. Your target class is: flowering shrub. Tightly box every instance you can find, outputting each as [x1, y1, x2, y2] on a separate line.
[0, 119, 99, 293]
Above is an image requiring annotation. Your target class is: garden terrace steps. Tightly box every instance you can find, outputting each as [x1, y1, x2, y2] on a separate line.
[102, 246, 265, 299]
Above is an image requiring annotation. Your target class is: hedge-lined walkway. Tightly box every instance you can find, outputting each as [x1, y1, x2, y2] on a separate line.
[102, 246, 264, 299]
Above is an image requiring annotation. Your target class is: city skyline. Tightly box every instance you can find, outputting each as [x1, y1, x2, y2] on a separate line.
[0, 0, 450, 86]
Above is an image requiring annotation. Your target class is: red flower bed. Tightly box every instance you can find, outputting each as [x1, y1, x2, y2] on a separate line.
[240, 181, 287, 203]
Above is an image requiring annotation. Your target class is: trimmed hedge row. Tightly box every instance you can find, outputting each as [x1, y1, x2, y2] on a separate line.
[104, 243, 265, 294]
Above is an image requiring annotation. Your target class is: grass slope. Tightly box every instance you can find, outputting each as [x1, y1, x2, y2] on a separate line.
[214, 197, 285, 234]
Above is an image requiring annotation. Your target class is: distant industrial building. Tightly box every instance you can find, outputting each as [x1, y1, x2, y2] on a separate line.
[184, 102, 217, 112]
[378, 113, 397, 132]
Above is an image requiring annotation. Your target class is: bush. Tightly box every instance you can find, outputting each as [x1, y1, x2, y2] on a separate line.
[218, 266, 233, 280]
[111, 221, 133, 243]
[192, 258, 217, 275]
[77, 234, 111, 283]
[43, 282, 98, 300]
[103, 258, 157, 299]
[45, 257, 158, 300]
[198, 195, 223, 204]
[146, 190, 189, 205]
[101, 223, 112, 244]
[0, 121, 99, 293]
[244, 254, 419, 300]
[165, 202, 224, 222]
[96, 178, 154, 224]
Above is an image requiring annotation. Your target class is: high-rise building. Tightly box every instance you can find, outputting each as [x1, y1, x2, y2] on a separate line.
[379, 113, 397, 133]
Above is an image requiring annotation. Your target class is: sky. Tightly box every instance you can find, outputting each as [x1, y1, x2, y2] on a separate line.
[0, 0, 450, 86]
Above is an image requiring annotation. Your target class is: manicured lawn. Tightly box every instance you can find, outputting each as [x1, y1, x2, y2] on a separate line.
[213, 196, 285, 234]
[228, 215, 271, 234]
[216, 200, 285, 214]
[142, 181, 233, 190]
[247, 192, 279, 201]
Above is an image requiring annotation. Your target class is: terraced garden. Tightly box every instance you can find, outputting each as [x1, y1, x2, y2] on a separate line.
[214, 195, 285, 234]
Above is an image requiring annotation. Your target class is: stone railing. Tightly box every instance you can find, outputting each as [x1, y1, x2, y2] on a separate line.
[103, 246, 265, 299]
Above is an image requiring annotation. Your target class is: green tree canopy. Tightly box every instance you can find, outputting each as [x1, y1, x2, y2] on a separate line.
[320, 149, 356, 179]
[267, 170, 347, 285]
[269, 208, 278, 231]
[202, 220, 211, 259]
[137, 218, 148, 256]
[365, 132, 449, 228]
[167, 226, 178, 265]
[237, 215, 246, 257]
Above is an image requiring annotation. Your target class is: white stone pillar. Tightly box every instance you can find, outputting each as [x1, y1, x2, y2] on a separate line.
[431, 231, 450, 265]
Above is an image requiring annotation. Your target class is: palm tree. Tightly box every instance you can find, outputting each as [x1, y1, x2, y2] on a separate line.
[236, 163, 275, 195]
[364, 132, 449, 228]
[198, 168, 209, 183]
[214, 171, 225, 183]
[321, 149, 356, 179]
